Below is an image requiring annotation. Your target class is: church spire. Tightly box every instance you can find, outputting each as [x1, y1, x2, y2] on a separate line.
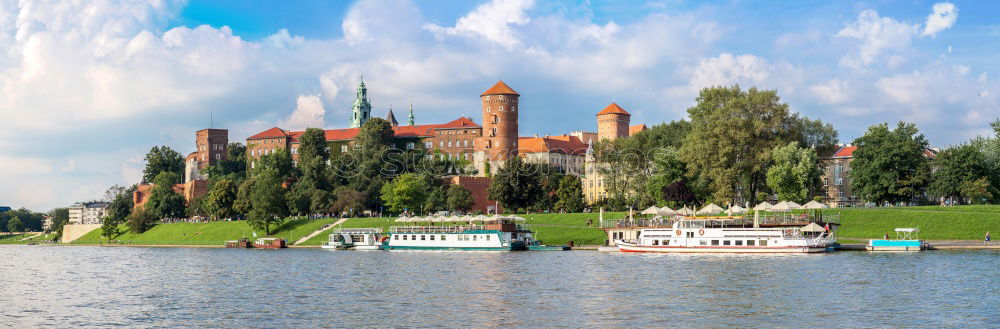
[386, 106, 399, 126]
[349, 75, 372, 128]
[407, 99, 415, 126]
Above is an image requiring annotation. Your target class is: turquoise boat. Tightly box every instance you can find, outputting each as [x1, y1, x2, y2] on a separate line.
[383, 216, 570, 251]
[867, 228, 926, 251]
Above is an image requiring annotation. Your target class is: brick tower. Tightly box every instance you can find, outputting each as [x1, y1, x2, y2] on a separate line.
[474, 80, 519, 174]
[596, 102, 630, 141]
[195, 128, 229, 168]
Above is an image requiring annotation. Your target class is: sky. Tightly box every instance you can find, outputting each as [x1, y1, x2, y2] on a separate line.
[1, 0, 998, 211]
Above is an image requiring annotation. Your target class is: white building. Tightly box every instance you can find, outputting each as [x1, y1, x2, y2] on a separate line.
[68, 202, 110, 225]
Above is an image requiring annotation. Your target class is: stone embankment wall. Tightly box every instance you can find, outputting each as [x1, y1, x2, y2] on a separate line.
[61, 224, 101, 243]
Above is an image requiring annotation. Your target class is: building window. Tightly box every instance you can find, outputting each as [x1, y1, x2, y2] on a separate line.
[491, 128, 497, 137]
[463, 140, 469, 147]
[448, 141, 453, 148]
[492, 115, 499, 124]
[215, 154, 221, 160]
[406, 142, 415, 150]
[499, 106, 504, 112]
[836, 178, 844, 186]
[341, 145, 348, 153]
[425, 142, 432, 149]
[440, 141, 444, 148]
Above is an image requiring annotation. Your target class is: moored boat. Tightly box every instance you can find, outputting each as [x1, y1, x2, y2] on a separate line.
[384, 216, 540, 251]
[615, 218, 836, 253]
[322, 228, 384, 250]
[253, 237, 287, 249]
[867, 228, 925, 251]
[224, 238, 253, 248]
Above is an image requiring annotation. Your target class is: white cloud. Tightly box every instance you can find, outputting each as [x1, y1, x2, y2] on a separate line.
[923, 2, 958, 37]
[877, 72, 930, 104]
[281, 95, 326, 130]
[810, 79, 851, 104]
[688, 53, 771, 89]
[424, 0, 535, 49]
[836, 9, 920, 68]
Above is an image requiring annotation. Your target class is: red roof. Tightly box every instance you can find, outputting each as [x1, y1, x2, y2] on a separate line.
[597, 102, 630, 116]
[629, 124, 647, 136]
[247, 127, 289, 140]
[832, 145, 857, 158]
[254, 117, 482, 143]
[518, 135, 588, 156]
[481, 81, 519, 96]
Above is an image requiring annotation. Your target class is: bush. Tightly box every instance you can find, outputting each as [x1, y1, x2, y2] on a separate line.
[127, 208, 157, 234]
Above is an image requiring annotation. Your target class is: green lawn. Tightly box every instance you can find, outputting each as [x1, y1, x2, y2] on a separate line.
[71, 218, 336, 245]
[0, 233, 30, 244]
[822, 206, 1000, 240]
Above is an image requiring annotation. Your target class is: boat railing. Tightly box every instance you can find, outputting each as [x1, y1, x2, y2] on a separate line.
[331, 228, 383, 234]
[599, 213, 840, 229]
[390, 225, 484, 233]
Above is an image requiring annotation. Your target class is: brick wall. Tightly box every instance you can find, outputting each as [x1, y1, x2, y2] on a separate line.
[446, 176, 502, 214]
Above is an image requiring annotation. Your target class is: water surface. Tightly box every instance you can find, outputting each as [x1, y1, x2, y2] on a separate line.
[1, 246, 997, 328]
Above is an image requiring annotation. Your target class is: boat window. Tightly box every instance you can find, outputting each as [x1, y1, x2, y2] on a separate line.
[421, 235, 426, 240]
[723, 240, 731, 246]
[473, 235, 478, 241]
[411, 235, 416, 241]
[486, 235, 490, 241]
[440, 235, 446, 241]
[759, 240, 768, 246]
[652, 240, 659, 245]
[402, 235, 407, 240]
[687, 232, 694, 238]
[735, 240, 743, 246]
[663, 240, 670, 246]
[700, 240, 707, 246]
[430, 235, 435, 241]
[747, 240, 755, 246]
[711, 240, 719, 246]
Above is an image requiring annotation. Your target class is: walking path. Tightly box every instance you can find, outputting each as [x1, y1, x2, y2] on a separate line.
[292, 218, 349, 245]
[20, 232, 43, 241]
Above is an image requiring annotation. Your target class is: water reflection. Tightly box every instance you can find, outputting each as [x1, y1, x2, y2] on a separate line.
[0, 246, 997, 328]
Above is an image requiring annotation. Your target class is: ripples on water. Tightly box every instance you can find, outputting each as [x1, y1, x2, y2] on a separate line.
[1, 246, 998, 328]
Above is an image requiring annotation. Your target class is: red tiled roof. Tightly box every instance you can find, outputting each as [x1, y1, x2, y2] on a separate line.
[597, 102, 630, 116]
[481, 80, 519, 96]
[832, 145, 857, 158]
[518, 135, 588, 156]
[247, 127, 288, 140]
[629, 124, 647, 136]
[266, 117, 482, 143]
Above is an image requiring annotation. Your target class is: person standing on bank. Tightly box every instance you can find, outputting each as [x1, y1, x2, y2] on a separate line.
[986, 232, 991, 245]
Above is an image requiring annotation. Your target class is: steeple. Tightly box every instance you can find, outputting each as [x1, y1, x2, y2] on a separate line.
[407, 100, 415, 126]
[386, 106, 399, 126]
[349, 75, 372, 128]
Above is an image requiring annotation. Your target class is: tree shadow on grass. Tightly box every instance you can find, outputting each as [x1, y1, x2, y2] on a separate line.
[270, 219, 311, 235]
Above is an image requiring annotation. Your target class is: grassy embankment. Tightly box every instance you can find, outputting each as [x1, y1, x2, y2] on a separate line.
[0, 233, 55, 244]
[60, 205, 1000, 246]
[70, 218, 336, 245]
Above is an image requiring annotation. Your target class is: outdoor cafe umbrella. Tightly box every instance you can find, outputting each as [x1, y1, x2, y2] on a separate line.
[753, 202, 773, 211]
[803, 200, 828, 209]
[772, 201, 803, 212]
[697, 203, 724, 215]
[728, 205, 747, 214]
[676, 206, 695, 216]
[801, 222, 825, 232]
[394, 217, 409, 223]
[657, 206, 676, 216]
[641, 206, 660, 215]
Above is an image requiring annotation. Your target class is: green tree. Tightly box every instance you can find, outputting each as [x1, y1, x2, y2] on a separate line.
[381, 173, 430, 213]
[247, 169, 287, 235]
[929, 144, 989, 204]
[253, 148, 295, 179]
[554, 176, 585, 212]
[447, 185, 475, 213]
[127, 207, 157, 234]
[796, 116, 840, 157]
[48, 208, 69, 235]
[425, 186, 448, 214]
[330, 187, 366, 216]
[201, 142, 248, 181]
[851, 122, 931, 205]
[234, 176, 256, 215]
[960, 177, 993, 204]
[7, 217, 22, 233]
[101, 184, 135, 240]
[487, 157, 544, 212]
[766, 142, 822, 203]
[204, 179, 239, 220]
[99, 216, 121, 241]
[142, 146, 184, 184]
[145, 172, 186, 220]
[679, 85, 799, 204]
[970, 119, 1000, 203]
[297, 128, 330, 190]
[662, 180, 697, 208]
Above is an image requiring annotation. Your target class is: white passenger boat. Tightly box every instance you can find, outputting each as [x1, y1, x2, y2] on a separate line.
[384, 217, 537, 251]
[322, 228, 384, 250]
[615, 219, 836, 253]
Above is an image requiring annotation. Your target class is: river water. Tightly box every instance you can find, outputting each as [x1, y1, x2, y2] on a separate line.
[1, 246, 997, 328]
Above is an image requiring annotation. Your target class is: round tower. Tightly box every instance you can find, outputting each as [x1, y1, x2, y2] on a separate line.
[477, 80, 520, 162]
[596, 102, 630, 141]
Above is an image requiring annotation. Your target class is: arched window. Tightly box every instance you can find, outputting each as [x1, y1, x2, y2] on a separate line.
[491, 128, 497, 137]
[492, 115, 499, 124]
[448, 141, 453, 148]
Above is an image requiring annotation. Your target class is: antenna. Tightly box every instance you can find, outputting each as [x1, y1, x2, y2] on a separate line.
[210, 109, 213, 128]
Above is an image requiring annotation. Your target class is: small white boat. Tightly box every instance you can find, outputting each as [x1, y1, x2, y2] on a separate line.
[615, 218, 835, 253]
[322, 228, 384, 250]
[385, 217, 541, 251]
[867, 228, 925, 252]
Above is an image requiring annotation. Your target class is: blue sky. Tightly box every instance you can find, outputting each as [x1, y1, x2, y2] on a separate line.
[1, 0, 998, 211]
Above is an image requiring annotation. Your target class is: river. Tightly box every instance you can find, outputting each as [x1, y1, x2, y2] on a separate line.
[1, 246, 997, 328]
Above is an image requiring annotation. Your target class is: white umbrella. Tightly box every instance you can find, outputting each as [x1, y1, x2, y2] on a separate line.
[641, 206, 660, 215]
[803, 200, 828, 209]
[449, 215, 462, 222]
[773, 201, 803, 212]
[510, 215, 526, 221]
[753, 202, 773, 211]
[394, 217, 409, 223]
[728, 205, 747, 214]
[697, 203, 724, 215]
[658, 206, 676, 215]
[676, 206, 695, 216]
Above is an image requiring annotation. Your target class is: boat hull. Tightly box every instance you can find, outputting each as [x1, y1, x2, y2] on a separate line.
[384, 245, 517, 251]
[617, 243, 829, 253]
[867, 239, 924, 252]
